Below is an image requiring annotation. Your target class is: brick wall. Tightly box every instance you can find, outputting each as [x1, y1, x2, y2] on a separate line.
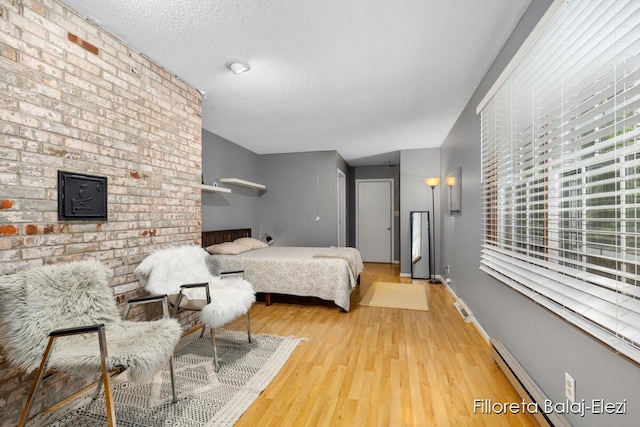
[0, 0, 203, 424]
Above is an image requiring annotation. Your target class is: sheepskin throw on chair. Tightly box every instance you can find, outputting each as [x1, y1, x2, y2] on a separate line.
[0, 260, 182, 382]
[0, 260, 183, 426]
[136, 245, 229, 299]
[135, 245, 255, 371]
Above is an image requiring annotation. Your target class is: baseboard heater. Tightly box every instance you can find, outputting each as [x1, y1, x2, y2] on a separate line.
[490, 339, 571, 427]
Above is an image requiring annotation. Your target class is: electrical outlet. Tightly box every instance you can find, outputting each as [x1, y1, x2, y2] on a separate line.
[565, 372, 575, 403]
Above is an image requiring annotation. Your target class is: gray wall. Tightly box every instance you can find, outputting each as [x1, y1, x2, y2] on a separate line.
[202, 133, 345, 247]
[440, 1, 640, 426]
[258, 151, 340, 247]
[201, 130, 262, 235]
[351, 165, 401, 262]
[400, 148, 440, 276]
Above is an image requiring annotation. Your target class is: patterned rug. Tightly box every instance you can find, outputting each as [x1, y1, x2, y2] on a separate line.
[30, 330, 303, 426]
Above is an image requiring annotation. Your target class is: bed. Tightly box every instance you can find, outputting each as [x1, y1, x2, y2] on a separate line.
[202, 229, 364, 311]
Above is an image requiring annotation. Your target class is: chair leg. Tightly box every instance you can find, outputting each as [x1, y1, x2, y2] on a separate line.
[246, 312, 252, 343]
[97, 328, 116, 427]
[200, 325, 206, 338]
[210, 328, 220, 372]
[93, 376, 104, 400]
[168, 353, 177, 403]
[17, 337, 56, 427]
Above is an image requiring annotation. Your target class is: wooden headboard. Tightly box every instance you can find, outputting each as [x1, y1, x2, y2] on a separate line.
[201, 228, 251, 248]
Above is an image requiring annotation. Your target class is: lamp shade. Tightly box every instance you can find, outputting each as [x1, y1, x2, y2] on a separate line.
[446, 176, 457, 186]
[425, 177, 441, 188]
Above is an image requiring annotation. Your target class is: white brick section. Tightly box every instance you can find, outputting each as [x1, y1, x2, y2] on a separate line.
[0, 1, 203, 423]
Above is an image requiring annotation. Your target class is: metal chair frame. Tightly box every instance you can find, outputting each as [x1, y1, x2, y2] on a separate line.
[172, 270, 251, 372]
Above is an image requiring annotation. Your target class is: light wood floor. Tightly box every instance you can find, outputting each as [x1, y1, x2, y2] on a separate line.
[226, 263, 537, 427]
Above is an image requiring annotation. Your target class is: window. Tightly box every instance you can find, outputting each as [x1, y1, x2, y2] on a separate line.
[479, 0, 640, 363]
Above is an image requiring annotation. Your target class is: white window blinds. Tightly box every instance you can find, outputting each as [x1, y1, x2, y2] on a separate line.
[480, 0, 640, 363]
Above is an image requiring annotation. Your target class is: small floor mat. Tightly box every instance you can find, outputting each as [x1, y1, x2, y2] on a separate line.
[359, 281, 428, 311]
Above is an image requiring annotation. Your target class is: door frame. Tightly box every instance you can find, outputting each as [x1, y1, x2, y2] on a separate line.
[355, 178, 394, 262]
[337, 169, 346, 247]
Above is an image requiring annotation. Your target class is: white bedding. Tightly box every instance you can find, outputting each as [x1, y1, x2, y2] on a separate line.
[206, 246, 364, 311]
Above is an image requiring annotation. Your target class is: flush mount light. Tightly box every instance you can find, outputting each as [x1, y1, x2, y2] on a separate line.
[225, 61, 250, 74]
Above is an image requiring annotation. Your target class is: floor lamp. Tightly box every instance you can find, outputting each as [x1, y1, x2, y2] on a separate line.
[425, 177, 441, 284]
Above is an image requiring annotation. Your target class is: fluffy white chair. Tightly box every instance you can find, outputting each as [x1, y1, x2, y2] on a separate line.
[0, 260, 182, 426]
[135, 245, 255, 371]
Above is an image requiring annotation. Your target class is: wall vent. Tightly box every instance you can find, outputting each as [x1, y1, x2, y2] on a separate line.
[491, 339, 570, 427]
[454, 299, 473, 322]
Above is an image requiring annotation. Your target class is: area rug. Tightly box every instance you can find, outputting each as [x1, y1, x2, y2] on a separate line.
[30, 330, 304, 427]
[359, 281, 428, 311]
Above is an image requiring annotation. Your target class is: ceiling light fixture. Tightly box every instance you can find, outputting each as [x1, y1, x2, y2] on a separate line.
[225, 61, 250, 74]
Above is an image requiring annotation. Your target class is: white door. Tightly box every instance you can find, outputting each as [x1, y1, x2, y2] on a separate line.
[356, 179, 392, 262]
[337, 169, 346, 247]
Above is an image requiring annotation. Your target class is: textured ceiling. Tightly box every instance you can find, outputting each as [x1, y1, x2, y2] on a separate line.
[61, 0, 531, 166]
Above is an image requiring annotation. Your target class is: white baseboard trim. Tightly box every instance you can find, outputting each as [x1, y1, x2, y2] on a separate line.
[444, 283, 490, 345]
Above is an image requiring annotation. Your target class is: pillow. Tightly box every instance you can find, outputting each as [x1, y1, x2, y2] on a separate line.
[205, 241, 249, 255]
[234, 237, 268, 250]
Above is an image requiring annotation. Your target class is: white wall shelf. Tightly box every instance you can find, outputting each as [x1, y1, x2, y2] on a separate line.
[201, 184, 231, 194]
[219, 178, 266, 190]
